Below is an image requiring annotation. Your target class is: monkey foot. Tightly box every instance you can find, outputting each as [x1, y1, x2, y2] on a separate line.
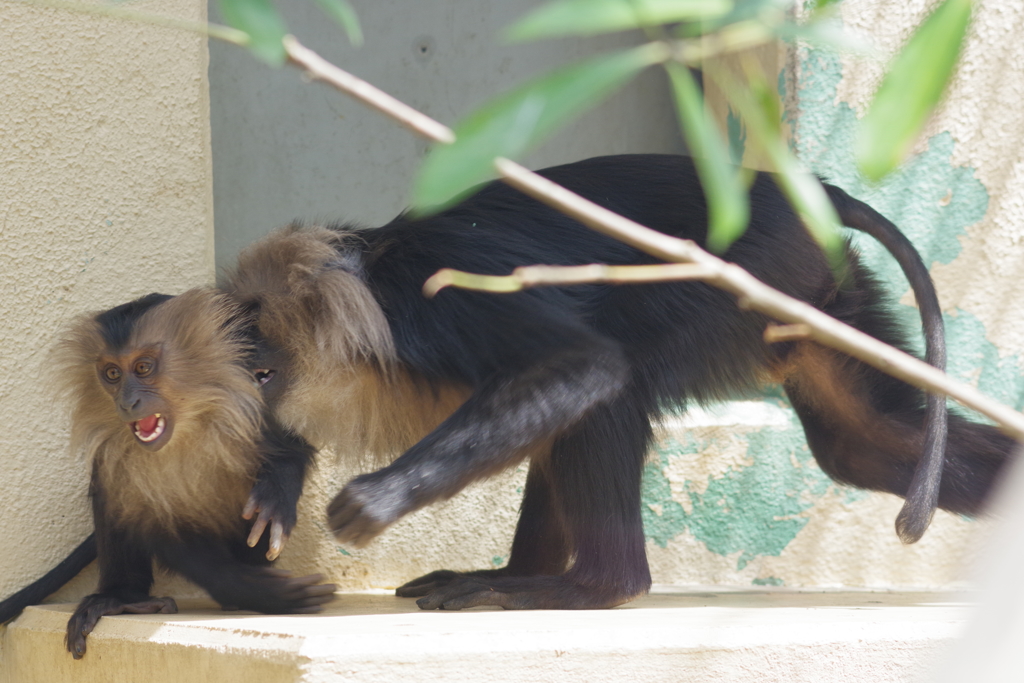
[66, 594, 177, 659]
[396, 568, 508, 597]
[401, 574, 642, 611]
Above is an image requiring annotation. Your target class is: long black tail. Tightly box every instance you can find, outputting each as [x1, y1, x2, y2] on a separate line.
[824, 183, 947, 544]
[0, 534, 96, 624]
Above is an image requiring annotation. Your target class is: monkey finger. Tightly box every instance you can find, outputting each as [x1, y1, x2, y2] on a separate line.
[242, 496, 259, 520]
[266, 521, 287, 561]
[247, 513, 271, 548]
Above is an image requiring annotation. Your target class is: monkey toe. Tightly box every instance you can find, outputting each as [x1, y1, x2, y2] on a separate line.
[120, 596, 178, 615]
[395, 570, 460, 597]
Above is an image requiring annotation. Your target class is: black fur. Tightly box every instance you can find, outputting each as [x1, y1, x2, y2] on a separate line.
[318, 154, 1015, 609]
[94, 292, 172, 351]
[63, 416, 326, 658]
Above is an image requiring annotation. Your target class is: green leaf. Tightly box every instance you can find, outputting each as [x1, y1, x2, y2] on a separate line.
[858, 0, 972, 181]
[413, 44, 665, 211]
[506, 0, 733, 42]
[665, 63, 749, 253]
[311, 0, 363, 47]
[218, 0, 288, 66]
[710, 65, 844, 266]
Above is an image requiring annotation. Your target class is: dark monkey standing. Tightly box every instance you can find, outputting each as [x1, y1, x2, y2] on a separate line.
[0, 155, 1015, 646]
[228, 154, 1013, 609]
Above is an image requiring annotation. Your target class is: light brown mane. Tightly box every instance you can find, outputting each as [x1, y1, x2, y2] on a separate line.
[54, 289, 264, 536]
[226, 226, 470, 465]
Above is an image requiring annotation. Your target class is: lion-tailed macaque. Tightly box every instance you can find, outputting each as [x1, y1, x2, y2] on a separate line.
[1, 290, 335, 658]
[223, 154, 1014, 611]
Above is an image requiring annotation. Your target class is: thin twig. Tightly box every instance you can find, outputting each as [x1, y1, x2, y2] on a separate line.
[493, 157, 1024, 440]
[764, 323, 814, 343]
[283, 36, 455, 144]
[423, 263, 716, 297]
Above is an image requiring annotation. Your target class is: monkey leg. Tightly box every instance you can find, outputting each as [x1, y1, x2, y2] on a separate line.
[155, 535, 336, 614]
[328, 337, 629, 546]
[396, 457, 571, 597]
[67, 482, 175, 659]
[784, 345, 1016, 516]
[410, 395, 653, 610]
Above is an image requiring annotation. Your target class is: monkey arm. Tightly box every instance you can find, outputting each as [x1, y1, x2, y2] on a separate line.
[327, 333, 629, 546]
[244, 415, 317, 560]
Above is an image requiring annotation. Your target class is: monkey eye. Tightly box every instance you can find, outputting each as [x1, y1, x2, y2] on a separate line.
[103, 365, 122, 383]
[254, 369, 276, 386]
[133, 359, 155, 377]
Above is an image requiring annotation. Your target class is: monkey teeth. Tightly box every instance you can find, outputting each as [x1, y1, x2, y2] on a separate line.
[133, 414, 165, 442]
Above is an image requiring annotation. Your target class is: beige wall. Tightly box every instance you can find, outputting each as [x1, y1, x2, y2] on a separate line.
[0, 0, 214, 603]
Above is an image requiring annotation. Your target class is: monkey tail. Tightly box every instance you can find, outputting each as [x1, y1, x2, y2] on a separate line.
[0, 534, 96, 624]
[824, 184, 947, 544]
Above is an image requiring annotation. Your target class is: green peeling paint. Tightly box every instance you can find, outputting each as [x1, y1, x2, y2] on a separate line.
[642, 404, 840, 570]
[752, 576, 785, 586]
[640, 36, 1019, 568]
[793, 47, 1024, 408]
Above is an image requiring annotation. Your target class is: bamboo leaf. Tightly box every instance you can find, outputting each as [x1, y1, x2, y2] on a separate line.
[858, 0, 972, 181]
[218, 0, 288, 66]
[711, 64, 844, 265]
[507, 0, 732, 42]
[665, 63, 749, 252]
[413, 44, 665, 211]
[311, 0, 363, 47]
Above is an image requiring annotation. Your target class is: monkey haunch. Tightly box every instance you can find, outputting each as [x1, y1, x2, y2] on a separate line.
[224, 154, 1014, 611]
[52, 290, 335, 658]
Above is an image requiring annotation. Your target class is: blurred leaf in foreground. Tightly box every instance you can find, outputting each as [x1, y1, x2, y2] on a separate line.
[506, 0, 733, 42]
[311, 0, 363, 47]
[413, 44, 666, 212]
[858, 0, 972, 181]
[666, 64, 749, 253]
[218, 0, 288, 66]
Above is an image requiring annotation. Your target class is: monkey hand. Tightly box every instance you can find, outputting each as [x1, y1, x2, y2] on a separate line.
[327, 473, 415, 547]
[66, 593, 177, 659]
[243, 483, 299, 561]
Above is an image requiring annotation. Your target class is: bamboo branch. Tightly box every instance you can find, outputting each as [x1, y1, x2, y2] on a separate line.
[424, 263, 716, 297]
[283, 36, 455, 144]
[491, 157, 1024, 440]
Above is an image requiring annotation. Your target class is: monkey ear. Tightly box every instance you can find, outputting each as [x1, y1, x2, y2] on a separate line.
[304, 267, 395, 369]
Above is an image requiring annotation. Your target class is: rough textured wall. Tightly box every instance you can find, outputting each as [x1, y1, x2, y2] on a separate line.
[0, 0, 214, 604]
[635, 0, 1023, 588]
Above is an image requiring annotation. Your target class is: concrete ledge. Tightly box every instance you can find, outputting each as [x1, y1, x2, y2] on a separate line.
[1, 588, 965, 683]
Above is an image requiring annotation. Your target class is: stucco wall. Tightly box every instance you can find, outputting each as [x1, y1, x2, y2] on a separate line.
[0, 0, 214, 603]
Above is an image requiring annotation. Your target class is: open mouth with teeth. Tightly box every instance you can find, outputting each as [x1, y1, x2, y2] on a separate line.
[131, 413, 173, 450]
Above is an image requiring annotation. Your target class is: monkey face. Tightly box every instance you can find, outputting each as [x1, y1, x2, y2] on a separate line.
[96, 347, 176, 451]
